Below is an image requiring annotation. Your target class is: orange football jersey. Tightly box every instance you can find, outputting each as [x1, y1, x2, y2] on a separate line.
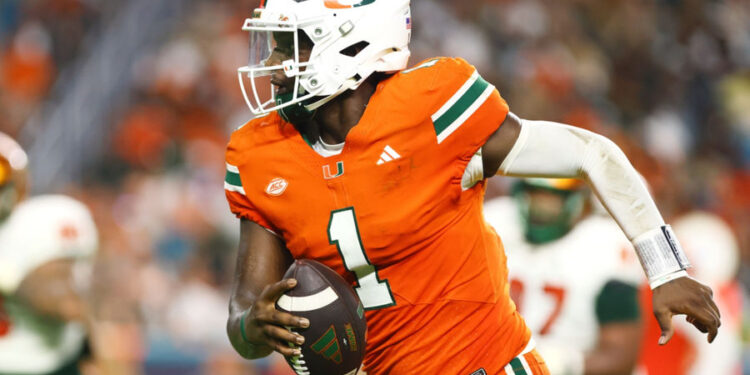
[225, 57, 531, 374]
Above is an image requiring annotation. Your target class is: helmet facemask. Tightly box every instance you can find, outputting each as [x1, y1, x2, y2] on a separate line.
[238, 12, 322, 121]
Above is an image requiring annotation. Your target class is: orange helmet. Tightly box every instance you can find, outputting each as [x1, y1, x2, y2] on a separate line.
[0, 133, 28, 220]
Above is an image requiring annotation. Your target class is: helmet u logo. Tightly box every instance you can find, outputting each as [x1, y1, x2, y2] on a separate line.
[324, 0, 375, 9]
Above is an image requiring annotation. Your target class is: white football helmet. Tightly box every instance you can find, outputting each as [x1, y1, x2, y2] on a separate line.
[238, 0, 412, 118]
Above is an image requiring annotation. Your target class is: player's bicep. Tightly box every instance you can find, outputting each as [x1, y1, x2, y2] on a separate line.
[230, 219, 293, 313]
[481, 111, 522, 177]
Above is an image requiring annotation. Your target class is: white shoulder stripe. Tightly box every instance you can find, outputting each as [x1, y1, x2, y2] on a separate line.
[277, 287, 339, 312]
[224, 181, 246, 195]
[432, 70, 480, 122]
[226, 163, 240, 173]
[436, 84, 494, 144]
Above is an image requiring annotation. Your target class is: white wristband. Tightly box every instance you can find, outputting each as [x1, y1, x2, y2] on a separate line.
[633, 225, 691, 289]
[649, 270, 689, 289]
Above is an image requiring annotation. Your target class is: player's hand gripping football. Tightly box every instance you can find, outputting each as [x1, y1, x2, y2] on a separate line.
[242, 278, 310, 356]
[652, 276, 721, 345]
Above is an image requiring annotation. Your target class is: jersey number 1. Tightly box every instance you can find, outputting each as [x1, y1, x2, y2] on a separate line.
[328, 207, 395, 310]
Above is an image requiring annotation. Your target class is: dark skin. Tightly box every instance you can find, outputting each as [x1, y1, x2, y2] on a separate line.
[228, 34, 721, 359]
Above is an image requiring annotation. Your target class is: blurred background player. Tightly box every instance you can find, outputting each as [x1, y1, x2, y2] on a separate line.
[485, 178, 643, 375]
[0, 132, 100, 375]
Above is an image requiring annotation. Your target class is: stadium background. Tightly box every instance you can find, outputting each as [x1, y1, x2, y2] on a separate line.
[0, 0, 748, 373]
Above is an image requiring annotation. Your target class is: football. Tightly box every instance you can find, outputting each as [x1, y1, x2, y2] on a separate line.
[276, 259, 367, 375]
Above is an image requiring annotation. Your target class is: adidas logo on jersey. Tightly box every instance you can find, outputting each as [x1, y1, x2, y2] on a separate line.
[376, 145, 401, 165]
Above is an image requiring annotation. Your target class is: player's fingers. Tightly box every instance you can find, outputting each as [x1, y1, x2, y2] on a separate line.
[703, 295, 721, 327]
[686, 316, 708, 333]
[263, 324, 305, 346]
[260, 279, 298, 302]
[707, 326, 718, 343]
[685, 307, 719, 343]
[703, 293, 721, 321]
[268, 337, 302, 357]
[654, 309, 674, 345]
[700, 297, 721, 344]
[704, 285, 714, 298]
[698, 294, 721, 335]
[257, 309, 310, 329]
[702, 312, 719, 343]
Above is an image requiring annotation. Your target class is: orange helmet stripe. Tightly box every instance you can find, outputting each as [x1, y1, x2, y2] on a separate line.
[324, 1, 353, 9]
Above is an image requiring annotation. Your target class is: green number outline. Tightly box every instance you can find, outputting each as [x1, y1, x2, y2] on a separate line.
[328, 207, 395, 310]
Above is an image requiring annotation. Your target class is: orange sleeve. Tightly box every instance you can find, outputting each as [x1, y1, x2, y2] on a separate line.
[224, 123, 277, 232]
[428, 57, 509, 161]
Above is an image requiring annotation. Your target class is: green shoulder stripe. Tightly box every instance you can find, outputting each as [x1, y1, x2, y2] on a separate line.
[431, 70, 494, 144]
[224, 163, 245, 195]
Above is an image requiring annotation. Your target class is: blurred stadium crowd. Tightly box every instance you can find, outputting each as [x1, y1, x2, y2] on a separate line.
[0, 0, 748, 374]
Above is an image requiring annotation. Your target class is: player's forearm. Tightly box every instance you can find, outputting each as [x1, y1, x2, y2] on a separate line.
[498, 119, 691, 287]
[498, 119, 662, 239]
[227, 298, 273, 359]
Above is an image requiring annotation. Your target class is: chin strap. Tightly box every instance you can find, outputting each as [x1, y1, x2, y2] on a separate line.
[304, 78, 358, 112]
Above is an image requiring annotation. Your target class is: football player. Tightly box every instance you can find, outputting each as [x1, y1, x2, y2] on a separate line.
[0, 132, 99, 374]
[484, 178, 643, 375]
[224, 1, 720, 374]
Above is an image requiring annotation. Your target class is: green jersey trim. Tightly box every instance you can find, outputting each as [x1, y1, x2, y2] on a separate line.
[431, 70, 494, 144]
[225, 163, 245, 195]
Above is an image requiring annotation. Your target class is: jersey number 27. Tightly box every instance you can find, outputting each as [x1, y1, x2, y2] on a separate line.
[510, 278, 567, 335]
[328, 207, 395, 310]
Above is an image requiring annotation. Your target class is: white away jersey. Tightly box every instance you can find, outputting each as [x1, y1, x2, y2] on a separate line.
[484, 197, 642, 352]
[0, 195, 98, 373]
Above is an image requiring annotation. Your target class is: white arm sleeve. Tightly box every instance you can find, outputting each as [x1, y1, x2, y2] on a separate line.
[498, 119, 690, 288]
[499, 119, 663, 240]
